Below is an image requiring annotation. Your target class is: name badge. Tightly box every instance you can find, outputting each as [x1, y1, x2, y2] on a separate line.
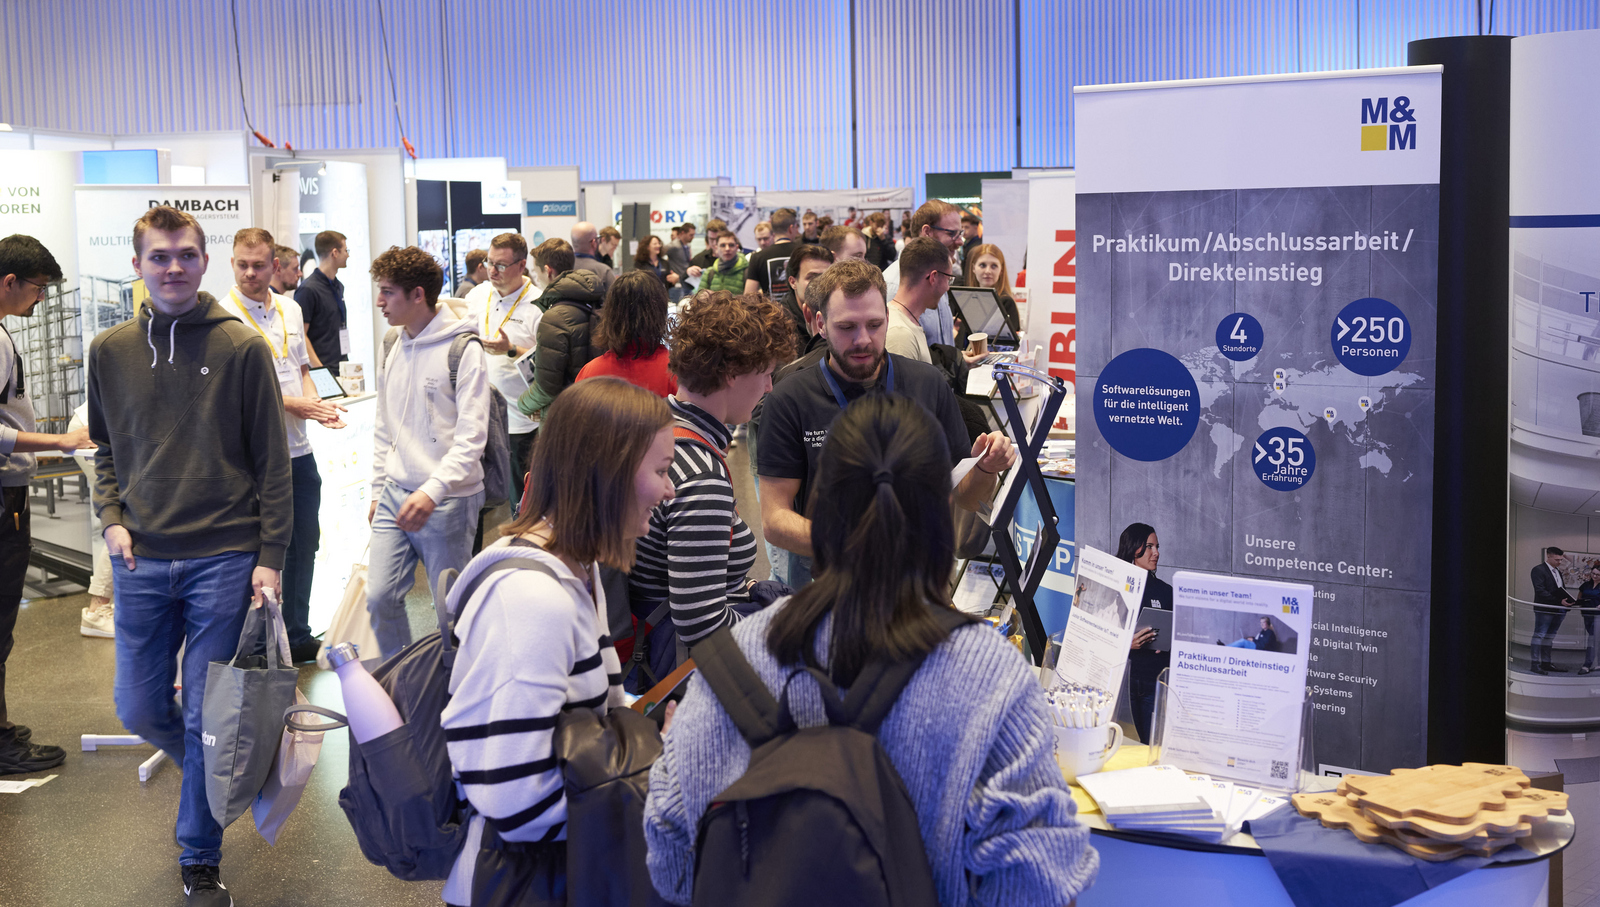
[338, 328, 351, 355]
[273, 355, 299, 386]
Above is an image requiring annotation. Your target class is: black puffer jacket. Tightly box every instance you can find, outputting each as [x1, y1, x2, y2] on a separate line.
[517, 269, 605, 415]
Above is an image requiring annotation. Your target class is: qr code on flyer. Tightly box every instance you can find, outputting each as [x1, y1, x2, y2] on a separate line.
[1271, 760, 1290, 780]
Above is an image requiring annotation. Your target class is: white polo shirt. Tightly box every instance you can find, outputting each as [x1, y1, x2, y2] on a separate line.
[220, 287, 315, 458]
[464, 277, 542, 434]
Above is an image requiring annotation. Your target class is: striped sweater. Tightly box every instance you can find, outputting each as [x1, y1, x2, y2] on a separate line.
[644, 604, 1098, 906]
[439, 537, 624, 902]
[630, 398, 758, 646]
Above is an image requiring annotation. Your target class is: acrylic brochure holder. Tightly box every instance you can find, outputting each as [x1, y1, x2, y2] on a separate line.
[1146, 668, 1318, 795]
[986, 362, 1068, 664]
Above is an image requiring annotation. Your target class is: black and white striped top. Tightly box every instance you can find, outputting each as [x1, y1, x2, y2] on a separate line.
[630, 397, 758, 647]
[440, 536, 624, 901]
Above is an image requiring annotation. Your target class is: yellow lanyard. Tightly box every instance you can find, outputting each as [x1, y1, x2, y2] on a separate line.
[484, 279, 531, 341]
[230, 289, 287, 359]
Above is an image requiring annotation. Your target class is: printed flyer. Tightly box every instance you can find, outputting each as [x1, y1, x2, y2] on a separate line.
[1054, 545, 1145, 694]
[1162, 570, 1314, 790]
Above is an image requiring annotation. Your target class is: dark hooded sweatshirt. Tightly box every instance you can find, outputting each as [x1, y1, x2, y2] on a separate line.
[87, 293, 293, 569]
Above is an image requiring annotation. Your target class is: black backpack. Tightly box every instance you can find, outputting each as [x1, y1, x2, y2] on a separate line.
[689, 607, 967, 907]
[381, 328, 513, 503]
[287, 572, 468, 881]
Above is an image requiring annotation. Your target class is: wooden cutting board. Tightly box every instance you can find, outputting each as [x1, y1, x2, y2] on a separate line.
[1357, 788, 1565, 836]
[1292, 793, 1480, 861]
[1338, 764, 1531, 823]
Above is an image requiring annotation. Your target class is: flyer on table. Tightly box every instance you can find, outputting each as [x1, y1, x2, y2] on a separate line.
[1053, 545, 1145, 694]
[1161, 570, 1313, 790]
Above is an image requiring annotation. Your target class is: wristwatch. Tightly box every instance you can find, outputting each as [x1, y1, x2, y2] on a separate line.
[506, 347, 519, 359]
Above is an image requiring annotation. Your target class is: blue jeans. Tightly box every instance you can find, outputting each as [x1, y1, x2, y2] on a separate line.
[1228, 639, 1258, 649]
[367, 482, 485, 658]
[282, 454, 322, 648]
[772, 549, 813, 588]
[112, 549, 258, 867]
[1531, 609, 1568, 666]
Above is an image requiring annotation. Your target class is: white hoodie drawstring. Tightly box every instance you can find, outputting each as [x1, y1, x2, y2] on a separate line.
[146, 315, 178, 368]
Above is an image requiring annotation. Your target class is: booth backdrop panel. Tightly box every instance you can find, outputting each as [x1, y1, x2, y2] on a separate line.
[0, 151, 79, 289]
[1074, 67, 1441, 775]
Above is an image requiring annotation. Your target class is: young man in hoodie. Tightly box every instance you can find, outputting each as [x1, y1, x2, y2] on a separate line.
[367, 245, 490, 658]
[0, 235, 93, 777]
[516, 238, 605, 420]
[219, 227, 348, 664]
[87, 206, 291, 907]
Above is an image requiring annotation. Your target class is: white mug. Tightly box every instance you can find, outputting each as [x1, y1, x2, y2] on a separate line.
[1053, 722, 1125, 782]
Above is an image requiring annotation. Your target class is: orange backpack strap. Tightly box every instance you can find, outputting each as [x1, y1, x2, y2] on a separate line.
[671, 425, 738, 528]
[672, 425, 729, 475]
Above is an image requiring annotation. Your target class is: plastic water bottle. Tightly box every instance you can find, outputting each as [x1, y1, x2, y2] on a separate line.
[326, 643, 404, 744]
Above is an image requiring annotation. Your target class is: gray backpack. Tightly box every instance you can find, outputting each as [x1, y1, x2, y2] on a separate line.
[382, 328, 512, 503]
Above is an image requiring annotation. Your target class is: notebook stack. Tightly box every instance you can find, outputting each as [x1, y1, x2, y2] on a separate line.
[1077, 764, 1288, 843]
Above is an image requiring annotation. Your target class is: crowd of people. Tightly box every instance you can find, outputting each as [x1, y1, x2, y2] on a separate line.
[0, 196, 1093, 907]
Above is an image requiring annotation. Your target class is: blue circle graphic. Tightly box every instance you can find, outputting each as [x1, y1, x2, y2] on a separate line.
[1093, 348, 1201, 462]
[1252, 427, 1316, 491]
[1216, 312, 1264, 361]
[1331, 297, 1411, 377]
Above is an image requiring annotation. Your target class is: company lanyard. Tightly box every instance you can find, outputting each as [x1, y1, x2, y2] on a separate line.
[818, 354, 895, 411]
[230, 289, 287, 359]
[484, 279, 531, 341]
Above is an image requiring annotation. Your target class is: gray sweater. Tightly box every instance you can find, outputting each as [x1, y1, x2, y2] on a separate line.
[0, 325, 36, 487]
[644, 604, 1098, 906]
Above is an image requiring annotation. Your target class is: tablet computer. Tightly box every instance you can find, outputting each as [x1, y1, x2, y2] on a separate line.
[947, 286, 1021, 345]
[308, 366, 347, 400]
[1136, 606, 1173, 649]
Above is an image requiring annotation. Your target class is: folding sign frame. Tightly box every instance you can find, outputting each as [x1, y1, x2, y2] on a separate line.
[985, 363, 1069, 663]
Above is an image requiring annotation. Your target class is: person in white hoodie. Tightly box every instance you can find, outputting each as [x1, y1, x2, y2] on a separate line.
[367, 245, 491, 657]
[439, 376, 675, 906]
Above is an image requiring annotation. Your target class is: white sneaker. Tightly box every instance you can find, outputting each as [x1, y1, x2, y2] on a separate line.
[80, 600, 114, 638]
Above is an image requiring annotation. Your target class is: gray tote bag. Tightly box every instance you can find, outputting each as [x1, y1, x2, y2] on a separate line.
[202, 597, 301, 828]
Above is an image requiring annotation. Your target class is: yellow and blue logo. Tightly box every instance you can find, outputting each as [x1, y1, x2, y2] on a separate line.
[1360, 96, 1417, 152]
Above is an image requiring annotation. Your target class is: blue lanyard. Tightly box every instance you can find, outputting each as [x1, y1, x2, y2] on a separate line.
[819, 353, 895, 411]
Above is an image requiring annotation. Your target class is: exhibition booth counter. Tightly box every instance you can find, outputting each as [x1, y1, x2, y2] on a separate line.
[1068, 746, 1572, 907]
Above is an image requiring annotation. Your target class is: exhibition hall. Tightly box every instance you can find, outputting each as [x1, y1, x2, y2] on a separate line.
[0, 3, 1598, 907]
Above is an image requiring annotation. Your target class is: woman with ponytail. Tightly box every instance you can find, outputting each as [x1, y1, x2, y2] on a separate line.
[643, 394, 1097, 906]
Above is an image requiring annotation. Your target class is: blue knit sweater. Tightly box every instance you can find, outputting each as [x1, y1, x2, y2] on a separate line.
[643, 604, 1099, 906]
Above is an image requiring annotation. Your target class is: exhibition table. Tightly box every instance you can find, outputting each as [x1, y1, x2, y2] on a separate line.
[1069, 746, 1571, 907]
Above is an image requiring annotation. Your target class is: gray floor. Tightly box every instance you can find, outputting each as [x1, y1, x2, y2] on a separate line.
[0, 438, 770, 907]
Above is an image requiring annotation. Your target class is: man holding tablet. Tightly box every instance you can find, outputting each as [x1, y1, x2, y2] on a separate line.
[219, 227, 347, 664]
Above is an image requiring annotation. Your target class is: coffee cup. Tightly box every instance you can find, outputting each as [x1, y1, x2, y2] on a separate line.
[1053, 722, 1124, 782]
[968, 332, 989, 356]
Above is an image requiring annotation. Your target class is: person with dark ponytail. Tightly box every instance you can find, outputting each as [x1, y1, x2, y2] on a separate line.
[1117, 522, 1173, 743]
[644, 395, 1096, 906]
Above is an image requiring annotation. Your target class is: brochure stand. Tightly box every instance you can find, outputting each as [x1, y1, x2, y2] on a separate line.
[986, 362, 1068, 663]
[1146, 668, 1319, 795]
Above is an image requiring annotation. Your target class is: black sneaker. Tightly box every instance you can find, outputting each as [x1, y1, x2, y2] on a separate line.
[181, 864, 233, 906]
[289, 639, 322, 665]
[0, 731, 65, 776]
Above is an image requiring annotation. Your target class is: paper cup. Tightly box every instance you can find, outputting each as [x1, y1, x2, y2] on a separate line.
[1053, 722, 1124, 782]
[968, 332, 989, 356]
